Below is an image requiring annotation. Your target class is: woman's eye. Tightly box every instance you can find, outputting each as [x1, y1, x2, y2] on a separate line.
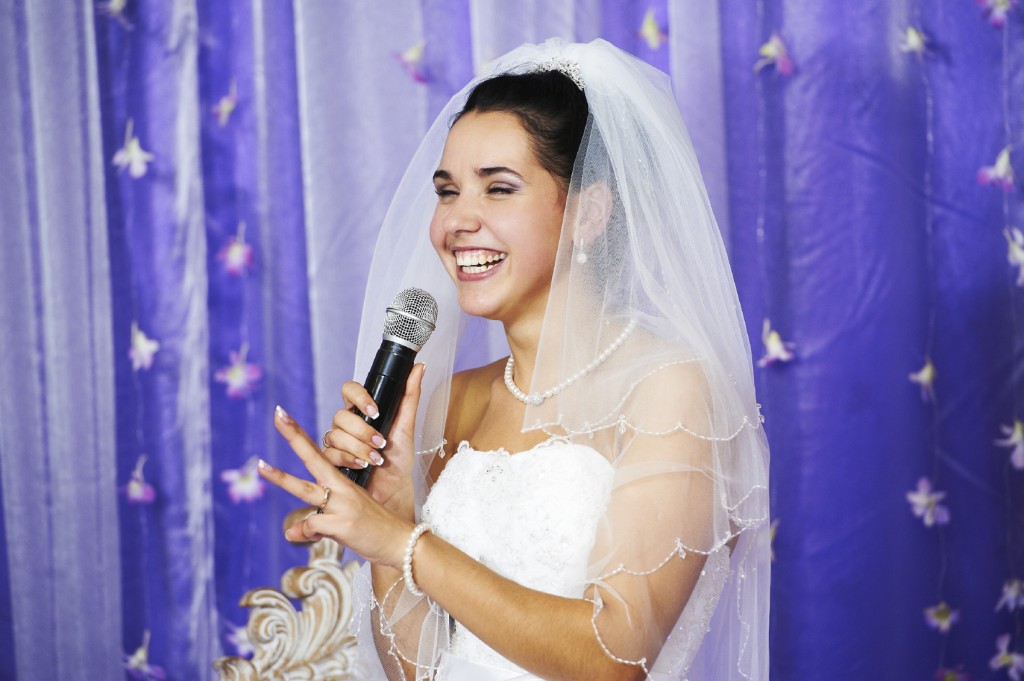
[488, 186, 514, 195]
[434, 188, 457, 198]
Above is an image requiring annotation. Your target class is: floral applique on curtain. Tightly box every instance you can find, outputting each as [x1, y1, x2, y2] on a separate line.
[906, 477, 950, 527]
[113, 119, 154, 179]
[212, 79, 238, 127]
[758, 319, 794, 367]
[997, 420, 1024, 469]
[129, 322, 160, 371]
[221, 456, 266, 504]
[638, 8, 668, 50]
[754, 32, 794, 76]
[217, 222, 254, 276]
[396, 41, 428, 83]
[978, 147, 1016, 191]
[122, 455, 156, 504]
[215, 344, 262, 398]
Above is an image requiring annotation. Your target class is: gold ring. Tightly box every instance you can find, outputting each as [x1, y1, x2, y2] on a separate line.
[316, 485, 331, 515]
[321, 429, 332, 450]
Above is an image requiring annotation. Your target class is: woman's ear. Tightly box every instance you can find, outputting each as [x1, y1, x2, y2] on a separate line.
[574, 181, 613, 248]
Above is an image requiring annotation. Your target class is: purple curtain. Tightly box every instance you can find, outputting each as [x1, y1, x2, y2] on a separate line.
[1, 1, 1021, 680]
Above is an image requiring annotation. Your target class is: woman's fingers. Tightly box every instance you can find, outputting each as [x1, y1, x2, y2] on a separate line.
[341, 380, 380, 419]
[273, 406, 347, 484]
[284, 515, 324, 543]
[389, 363, 426, 443]
[323, 426, 382, 468]
[257, 457, 333, 509]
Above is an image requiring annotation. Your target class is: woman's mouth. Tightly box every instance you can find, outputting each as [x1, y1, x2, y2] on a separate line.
[455, 249, 507, 275]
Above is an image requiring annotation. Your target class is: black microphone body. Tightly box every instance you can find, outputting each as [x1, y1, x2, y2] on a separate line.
[340, 340, 417, 488]
[337, 287, 438, 488]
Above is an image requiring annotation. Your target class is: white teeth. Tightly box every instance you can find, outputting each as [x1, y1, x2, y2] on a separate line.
[455, 250, 506, 269]
[461, 262, 501, 274]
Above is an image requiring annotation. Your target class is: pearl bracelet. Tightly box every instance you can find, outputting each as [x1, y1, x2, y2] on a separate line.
[403, 522, 432, 597]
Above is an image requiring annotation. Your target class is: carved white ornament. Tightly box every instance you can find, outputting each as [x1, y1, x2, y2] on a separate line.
[214, 538, 360, 681]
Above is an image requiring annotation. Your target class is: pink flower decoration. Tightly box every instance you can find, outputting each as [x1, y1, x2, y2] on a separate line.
[215, 343, 262, 398]
[979, 0, 1017, 27]
[757, 319, 795, 367]
[123, 630, 166, 680]
[997, 579, 1024, 612]
[924, 601, 959, 633]
[909, 358, 936, 403]
[129, 321, 160, 371]
[935, 667, 972, 681]
[122, 455, 156, 504]
[992, 634, 1024, 680]
[395, 41, 428, 83]
[906, 477, 950, 527]
[638, 8, 668, 50]
[225, 621, 254, 658]
[754, 32, 794, 76]
[997, 420, 1024, 470]
[217, 222, 254, 276]
[1005, 228, 1024, 286]
[212, 79, 238, 127]
[112, 119, 154, 179]
[221, 456, 265, 504]
[978, 146, 1016, 191]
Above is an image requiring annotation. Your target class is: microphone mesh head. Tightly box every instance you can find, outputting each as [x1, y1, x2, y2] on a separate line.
[383, 288, 438, 350]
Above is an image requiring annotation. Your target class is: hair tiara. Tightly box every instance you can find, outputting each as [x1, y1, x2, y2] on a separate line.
[536, 56, 585, 90]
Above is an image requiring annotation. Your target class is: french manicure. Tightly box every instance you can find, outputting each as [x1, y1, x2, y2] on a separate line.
[275, 405, 293, 425]
[366, 404, 380, 420]
[358, 458, 370, 469]
[370, 451, 384, 466]
[258, 458, 274, 472]
[371, 434, 387, 448]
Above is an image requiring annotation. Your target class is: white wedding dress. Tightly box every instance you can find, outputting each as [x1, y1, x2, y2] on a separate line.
[354, 439, 730, 681]
[425, 439, 615, 680]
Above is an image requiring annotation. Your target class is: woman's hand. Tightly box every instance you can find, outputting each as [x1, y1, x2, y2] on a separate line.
[320, 364, 426, 520]
[259, 405, 415, 568]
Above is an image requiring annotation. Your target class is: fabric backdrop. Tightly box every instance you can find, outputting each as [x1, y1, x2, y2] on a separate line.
[1, 1, 1021, 680]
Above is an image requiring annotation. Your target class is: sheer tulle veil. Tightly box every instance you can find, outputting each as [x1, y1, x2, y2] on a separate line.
[350, 38, 770, 681]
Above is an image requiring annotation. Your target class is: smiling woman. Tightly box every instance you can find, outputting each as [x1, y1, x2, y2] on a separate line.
[260, 38, 770, 681]
[430, 110, 567, 325]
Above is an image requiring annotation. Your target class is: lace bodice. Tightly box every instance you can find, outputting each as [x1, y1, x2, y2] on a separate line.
[422, 440, 615, 673]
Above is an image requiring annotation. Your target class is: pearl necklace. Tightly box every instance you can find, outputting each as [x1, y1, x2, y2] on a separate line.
[504, 319, 637, 406]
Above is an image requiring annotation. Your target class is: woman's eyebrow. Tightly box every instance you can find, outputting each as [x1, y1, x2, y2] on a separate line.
[478, 166, 524, 180]
[432, 167, 525, 182]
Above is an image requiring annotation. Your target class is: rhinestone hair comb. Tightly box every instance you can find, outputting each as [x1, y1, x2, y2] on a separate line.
[537, 56, 584, 90]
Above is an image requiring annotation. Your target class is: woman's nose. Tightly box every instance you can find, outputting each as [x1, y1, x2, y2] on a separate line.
[441, 199, 482, 234]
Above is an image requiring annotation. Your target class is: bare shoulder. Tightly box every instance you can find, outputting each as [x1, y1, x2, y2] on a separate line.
[441, 357, 506, 454]
[449, 357, 505, 404]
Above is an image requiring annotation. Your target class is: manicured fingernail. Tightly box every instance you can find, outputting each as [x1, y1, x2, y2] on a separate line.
[275, 405, 293, 425]
[358, 458, 370, 469]
[370, 451, 384, 466]
[366, 404, 380, 419]
[371, 435, 387, 448]
[258, 458, 274, 472]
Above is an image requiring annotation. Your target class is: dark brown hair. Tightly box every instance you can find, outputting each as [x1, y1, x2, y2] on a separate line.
[454, 70, 589, 189]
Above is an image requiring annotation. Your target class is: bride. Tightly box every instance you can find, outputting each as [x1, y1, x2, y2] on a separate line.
[259, 39, 770, 681]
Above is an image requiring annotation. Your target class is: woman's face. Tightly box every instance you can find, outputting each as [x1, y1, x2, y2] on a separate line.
[430, 110, 567, 325]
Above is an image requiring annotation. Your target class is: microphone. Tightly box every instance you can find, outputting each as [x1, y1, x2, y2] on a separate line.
[340, 287, 438, 488]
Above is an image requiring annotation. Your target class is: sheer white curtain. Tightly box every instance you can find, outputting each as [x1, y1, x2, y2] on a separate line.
[0, 2, 123, 679]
